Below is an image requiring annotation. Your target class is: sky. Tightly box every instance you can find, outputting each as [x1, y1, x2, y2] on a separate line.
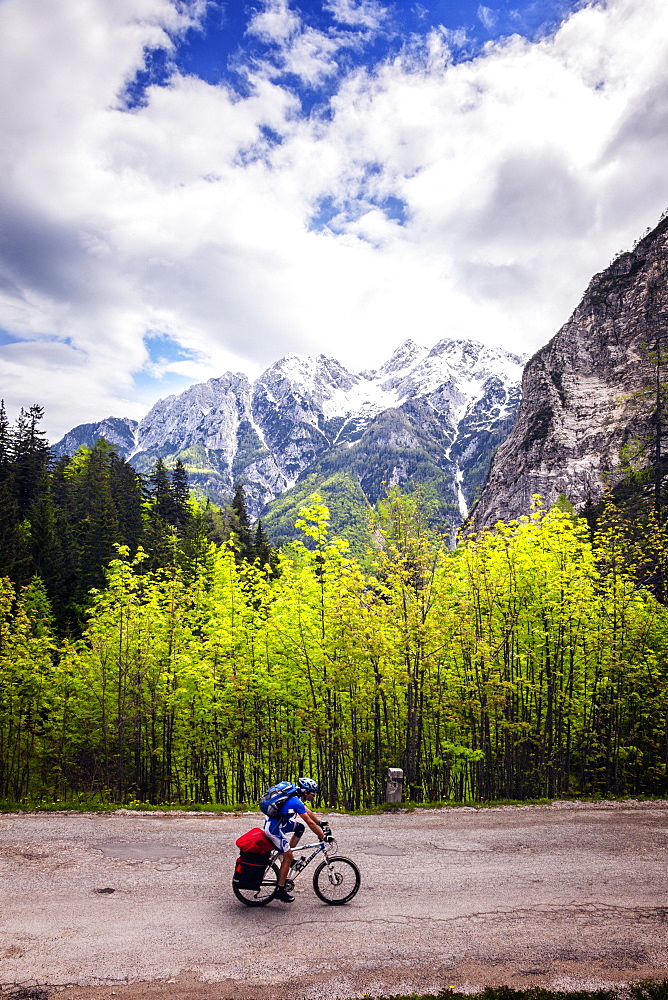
[1, 0, 667, 440]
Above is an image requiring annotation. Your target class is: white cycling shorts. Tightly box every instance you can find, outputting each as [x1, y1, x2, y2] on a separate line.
[263, 817, 297, 853]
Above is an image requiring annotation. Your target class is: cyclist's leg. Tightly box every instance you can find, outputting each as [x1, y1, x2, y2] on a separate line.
[278, 821, 297, 883]
[289, 821, 305, 848]
[278, 849, 293, 884]
[263, 820, 293, 886]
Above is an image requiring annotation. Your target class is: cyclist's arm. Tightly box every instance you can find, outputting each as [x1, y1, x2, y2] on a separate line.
[303, 806, 332, 839]
[303, 812, 325, 841]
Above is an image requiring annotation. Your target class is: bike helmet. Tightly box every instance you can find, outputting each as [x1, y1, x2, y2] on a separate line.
[297, 776, 318, 793]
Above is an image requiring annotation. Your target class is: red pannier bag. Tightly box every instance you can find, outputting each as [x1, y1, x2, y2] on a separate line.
[233, 827, 274, 890]
[235, 827, 274, 853]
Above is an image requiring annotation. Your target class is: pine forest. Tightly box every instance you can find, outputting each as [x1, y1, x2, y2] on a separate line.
[1, 403, 668, 810]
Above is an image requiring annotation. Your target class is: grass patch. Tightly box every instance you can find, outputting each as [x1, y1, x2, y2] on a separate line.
[331, 793, 668, 815]
[1, 794, 666, 815]
[0, 798, 253, 815]
[353, 982, 668, 1000]
[344, 798, 553, 814]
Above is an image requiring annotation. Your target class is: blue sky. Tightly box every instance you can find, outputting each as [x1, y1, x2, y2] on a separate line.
[125, 1, 584, 120]
[0, 0, 667, 439]
[167, 1, 579, 91]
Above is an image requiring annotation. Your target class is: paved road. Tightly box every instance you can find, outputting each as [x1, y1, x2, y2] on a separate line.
[1, 801, 667, 1000]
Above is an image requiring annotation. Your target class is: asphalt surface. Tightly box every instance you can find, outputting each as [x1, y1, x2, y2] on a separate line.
[1, 801, 667, 999]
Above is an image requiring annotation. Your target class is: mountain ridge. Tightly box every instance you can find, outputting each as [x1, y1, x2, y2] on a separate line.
[55, 337, 525, 539]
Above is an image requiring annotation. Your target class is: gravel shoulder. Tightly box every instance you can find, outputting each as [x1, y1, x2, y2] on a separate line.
[1, 801, 667, 999]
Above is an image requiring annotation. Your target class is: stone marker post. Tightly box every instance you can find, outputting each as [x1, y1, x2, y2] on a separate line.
[386, 767, 403, 803]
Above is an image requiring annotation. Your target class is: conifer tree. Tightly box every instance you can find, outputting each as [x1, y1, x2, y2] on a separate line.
[5, 404, 51, 582]
[109, 452, 144, 552]
[180, 502, 215, 580]
[0, 401, 19, 576]
[11, 404, 50, 517]
[0, 400, 11, 471]
[21, 576, 55, 637]
[171, 459, 190, 529]
[144, 459, 180, 570]
[46, 455, 81, 627]
[149, 459, 175, 522]
[253, 520, 277, 573]
[28, 486, 65, 599]
[0, 477, 19, 578]
[230, 483, 254, 562]
[76, 446, 121, 598]
[199, 499, 231, 545]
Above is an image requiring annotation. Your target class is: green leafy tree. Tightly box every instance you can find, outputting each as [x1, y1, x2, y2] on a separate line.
[2, 487, 668, 808]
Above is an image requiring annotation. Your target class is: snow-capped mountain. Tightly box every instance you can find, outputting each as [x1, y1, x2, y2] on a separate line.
[54, 416, 139, 459]
[54, 337, 524, 536]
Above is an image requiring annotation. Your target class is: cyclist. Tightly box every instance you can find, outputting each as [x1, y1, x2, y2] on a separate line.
[263, 776, 326, 903]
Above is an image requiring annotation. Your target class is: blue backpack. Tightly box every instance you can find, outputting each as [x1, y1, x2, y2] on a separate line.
[260, 781, 298, 818]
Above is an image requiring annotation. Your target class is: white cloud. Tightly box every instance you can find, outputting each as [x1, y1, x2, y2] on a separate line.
[0, 0, 667, 441]
[247, 0, 300, 43]
[325, 0, 387, 30]
[477, 5, 497, 31]
[246, 0, 379, 87]
[265, 25, 343, 85]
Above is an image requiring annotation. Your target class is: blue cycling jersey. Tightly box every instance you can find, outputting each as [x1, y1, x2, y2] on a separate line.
[263, 794, 307, 853]
[277, 794, 307, 821]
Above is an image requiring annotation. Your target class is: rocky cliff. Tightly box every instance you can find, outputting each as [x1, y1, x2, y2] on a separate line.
[470, 213, 668, 528]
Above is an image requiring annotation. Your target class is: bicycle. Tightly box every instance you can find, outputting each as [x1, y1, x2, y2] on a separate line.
[232, 822, 361, 907]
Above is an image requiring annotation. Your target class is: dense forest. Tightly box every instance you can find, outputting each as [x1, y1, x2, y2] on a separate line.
[0, 402, 275, 634]
[0, 402, 667, 808]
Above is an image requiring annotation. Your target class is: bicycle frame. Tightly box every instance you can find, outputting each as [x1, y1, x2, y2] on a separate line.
[270, 839, 329, 882]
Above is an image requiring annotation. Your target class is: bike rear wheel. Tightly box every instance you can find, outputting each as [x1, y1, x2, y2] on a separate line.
[233, 861, 279, 906]
[312, 856, 360, 905]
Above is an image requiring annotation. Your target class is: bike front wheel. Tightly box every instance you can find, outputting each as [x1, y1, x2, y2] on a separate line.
[312, 856, 360, 905]
[233, 862, 279, 906]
